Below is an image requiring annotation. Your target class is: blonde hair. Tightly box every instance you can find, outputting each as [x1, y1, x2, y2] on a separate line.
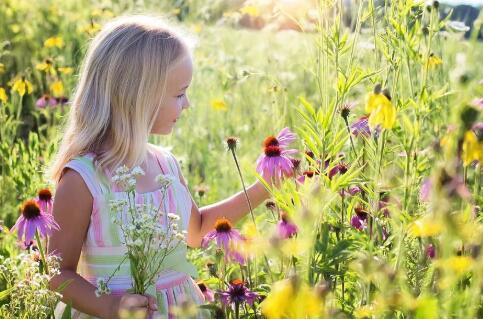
[47, 14, 194, 184]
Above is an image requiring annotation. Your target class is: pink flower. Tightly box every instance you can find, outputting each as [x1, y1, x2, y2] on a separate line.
[276, 212, 298, 239]
[201, 217, 246, 264]
[328, 163, 348, 179]
[351, 116, 371, 137]
[37, 188, 53, 215]
[296, 170, 316, 184]
[275, 127, 297, 148]
[257, 128, 298, 180]
[351, 207, 368, 231]
[197, 281, 215, 302]
[219, 279, 259, 306]
[35, 94, 58, 108]
[11, 199, 59, 244]
[426, 244, 436, 259]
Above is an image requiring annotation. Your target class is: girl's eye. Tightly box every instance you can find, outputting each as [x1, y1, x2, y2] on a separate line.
[176, 94, 185, 99]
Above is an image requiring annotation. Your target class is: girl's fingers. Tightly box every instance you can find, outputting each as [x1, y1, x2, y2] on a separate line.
[145, 294, 158, 311]
[122, 294, 149, 308]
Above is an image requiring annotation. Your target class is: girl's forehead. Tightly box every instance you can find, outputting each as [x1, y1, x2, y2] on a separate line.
[167, 56, 193, 87]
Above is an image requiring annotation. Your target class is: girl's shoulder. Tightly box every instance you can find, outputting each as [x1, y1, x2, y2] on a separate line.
[147, 143, 181, 175]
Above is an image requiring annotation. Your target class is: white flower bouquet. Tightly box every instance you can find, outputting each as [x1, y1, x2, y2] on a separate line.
[96, 165, 186, 296]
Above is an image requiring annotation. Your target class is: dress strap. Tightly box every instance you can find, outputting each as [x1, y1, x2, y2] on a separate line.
[63, 154, 111, 199]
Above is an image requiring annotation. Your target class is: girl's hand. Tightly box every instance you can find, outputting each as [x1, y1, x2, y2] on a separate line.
[109, 293, 158, 319]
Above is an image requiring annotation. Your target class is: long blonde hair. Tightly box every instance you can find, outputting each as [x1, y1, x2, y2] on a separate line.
[47, 14, 193, 184]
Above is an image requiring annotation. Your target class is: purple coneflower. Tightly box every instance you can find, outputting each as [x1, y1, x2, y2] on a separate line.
[351, 116, 371, 137]
[11, 199, 59, 244]
[35, 94, 58, 108]
[37, 188, 53, 215]
[276, 212, 298, 239]
[197, 281, 215, 302]
[296, 170, 316, 184]
[426, 243, 436, 259]
[328, 163, 348, 179]
[351, 207, 368, 231]
[219, 279, 258, 306]
[256, 128, 298, 180]
[274, 127, 297, 148]
[201, 217, 246, 264]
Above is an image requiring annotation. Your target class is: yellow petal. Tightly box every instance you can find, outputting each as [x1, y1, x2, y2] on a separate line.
[409, 217, 442, 237]
[462, 130, 482, 166]
[44, 36, 64, 48]
[240, 6, 260, 17]
[58, 67, 73, 74]
[210, 99, 227, 111]
[0, 63, 5, 74]
[50, 80, 64, 97]
[0, 87, 7, 103]
[12, 79, 26, 96]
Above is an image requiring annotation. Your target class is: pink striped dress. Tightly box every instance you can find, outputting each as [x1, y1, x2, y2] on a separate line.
[55, 145, 207, 319]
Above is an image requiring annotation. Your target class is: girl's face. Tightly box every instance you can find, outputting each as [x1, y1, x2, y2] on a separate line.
[151, 55, 193, 135]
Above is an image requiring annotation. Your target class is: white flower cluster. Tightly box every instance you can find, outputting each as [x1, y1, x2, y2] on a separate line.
[95, 277, 111, 297]
[111, 165, 145, 192]
[0, 252, 63, 319]
[155, 173, 176, 189]
[100, 166, 187, 296]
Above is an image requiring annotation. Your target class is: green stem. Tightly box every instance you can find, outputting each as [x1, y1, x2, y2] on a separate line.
[35, 230, 49, 275]
[229, 149, 257, 230]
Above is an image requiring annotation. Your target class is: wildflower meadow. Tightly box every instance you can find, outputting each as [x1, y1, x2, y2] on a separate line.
[1, 0, 482, 318]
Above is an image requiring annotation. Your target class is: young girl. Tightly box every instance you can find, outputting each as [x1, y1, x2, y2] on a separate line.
[47, 15, 271, 319]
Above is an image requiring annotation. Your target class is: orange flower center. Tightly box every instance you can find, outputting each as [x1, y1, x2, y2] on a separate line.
[214, 217, 232, 233]
[38, 188, 52, 201]
[264, 145, 281, 157]
[22, 200, 41, 219]
[263, 136, 279, 147]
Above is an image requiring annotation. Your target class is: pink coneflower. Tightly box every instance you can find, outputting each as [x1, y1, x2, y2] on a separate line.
[351, 207, 368, 231]
[36, 94, 58, 108]
[276, 212, 298, 239]
[296, 170, 316, 184]
[201, 217, 246, 264]
[351, 116, 371, 137]
[257, 128, 298, 180]
[197, 281, 215, 302]
[426, 244, 436, 259]
[11, 199, 59, 244]
[274, 127, 297, 148]
[256, 145, 297, 180]
[37, 188, 53, 215]
[219, 279, 258, 306]
[328, 163, 348, 179]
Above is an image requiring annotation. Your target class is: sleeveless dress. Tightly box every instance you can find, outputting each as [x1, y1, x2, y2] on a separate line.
[54, 145, 207, 319]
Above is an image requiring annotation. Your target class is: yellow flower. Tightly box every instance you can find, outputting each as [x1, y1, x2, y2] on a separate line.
[50, 80, 64, 97]
[261, 279, 322, 319]
[366, 91, 396, 129]
[80, 22, 101, 35]
[58, 67, 74, 75]
[441, 256, 473, 274]
[462, 130, 482, 166]
[240, 5, 260, 17]
[12, 78, 33, 96]
[36, 60, 56, 75]
[0, 87, 8, 103]
[409, 217, 442, 237]
[210, 99, 227, 111]
[0, 63, 5, 74]
[44, 36, 64, 48]
[427, 54, 443, 69]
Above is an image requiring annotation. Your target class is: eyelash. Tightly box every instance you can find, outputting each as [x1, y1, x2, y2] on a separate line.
[176, 94, 185, 99]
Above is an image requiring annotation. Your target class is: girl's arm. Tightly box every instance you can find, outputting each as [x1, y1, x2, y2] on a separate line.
[48, 169, 155, 319]
[174, 161, 271, 248]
